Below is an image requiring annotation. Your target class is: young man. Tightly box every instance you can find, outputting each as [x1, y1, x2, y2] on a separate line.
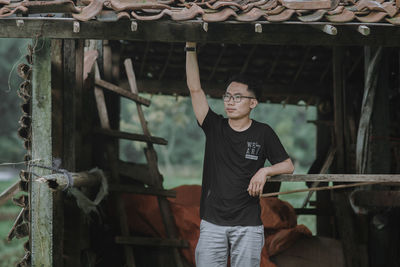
[185, 42, 294, 267]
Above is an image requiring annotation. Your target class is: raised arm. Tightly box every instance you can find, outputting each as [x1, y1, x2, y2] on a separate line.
[186, 42, 209, 126]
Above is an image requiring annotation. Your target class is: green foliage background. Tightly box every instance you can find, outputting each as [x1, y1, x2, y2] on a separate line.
[0, 38, 29, 267]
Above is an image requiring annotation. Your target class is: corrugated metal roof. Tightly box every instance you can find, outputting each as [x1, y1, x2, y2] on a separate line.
[0, 0, 400, 25]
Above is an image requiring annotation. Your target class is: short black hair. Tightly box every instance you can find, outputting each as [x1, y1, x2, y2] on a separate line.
[226, 74, 262, 100]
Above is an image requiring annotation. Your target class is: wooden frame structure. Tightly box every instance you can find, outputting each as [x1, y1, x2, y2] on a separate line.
[1, 7, 400, 267]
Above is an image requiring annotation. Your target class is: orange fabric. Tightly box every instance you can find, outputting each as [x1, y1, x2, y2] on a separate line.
[122, 185, 311, 266]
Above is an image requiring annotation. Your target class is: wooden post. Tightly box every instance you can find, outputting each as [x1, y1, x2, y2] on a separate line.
[62, 39, 87, 267]
[332, 46, 369, 267]
[31, 37, 54, 266]
[51, 38, 65, 267]
[313, 100, 334, 236]
[332, 47, 345, 173]
[356, 47, 383, 174]
[362, 48, 394, 267]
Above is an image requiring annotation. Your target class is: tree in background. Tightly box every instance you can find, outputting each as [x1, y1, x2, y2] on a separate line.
[120, 95, 316, 182]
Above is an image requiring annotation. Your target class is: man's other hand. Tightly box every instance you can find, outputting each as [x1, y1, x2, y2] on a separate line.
[247, 168, 268, 197]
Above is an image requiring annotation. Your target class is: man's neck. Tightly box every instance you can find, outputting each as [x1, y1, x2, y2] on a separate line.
[228, 117, 252, 132]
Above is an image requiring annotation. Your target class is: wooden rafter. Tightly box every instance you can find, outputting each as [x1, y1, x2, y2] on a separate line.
[291, 46, 311, 86]
[158, 43, 174, 80]
[266, 46, 284, 80]
[318, 59, 331, 85]
[240, 45, 257, 74]
[139, 41, 150, 78]
[347, 52, 363, 79]
[208, 45, 226, 81]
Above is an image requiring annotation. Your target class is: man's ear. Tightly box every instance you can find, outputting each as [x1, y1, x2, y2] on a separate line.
[250, 99, 258, 109]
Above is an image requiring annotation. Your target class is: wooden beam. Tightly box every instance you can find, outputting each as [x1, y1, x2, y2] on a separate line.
[269, 174, 400, 182]
[1, 18, 400, 46]
[93, 128, 168, 145]
[115, 236, 189, 248]
[31, 37, 53, 267]
[95, 78, 151, 106]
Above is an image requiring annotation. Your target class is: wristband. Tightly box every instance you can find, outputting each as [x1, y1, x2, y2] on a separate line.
[184, 46, 196, 52]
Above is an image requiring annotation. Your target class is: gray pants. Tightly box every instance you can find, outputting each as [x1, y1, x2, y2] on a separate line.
[195, 220, 264, 267]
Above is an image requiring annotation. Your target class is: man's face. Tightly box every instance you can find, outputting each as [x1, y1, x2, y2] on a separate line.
[223, 81, 258, 120]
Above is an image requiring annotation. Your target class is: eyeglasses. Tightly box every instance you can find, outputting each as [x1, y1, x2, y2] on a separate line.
[222, 93, 256, 103]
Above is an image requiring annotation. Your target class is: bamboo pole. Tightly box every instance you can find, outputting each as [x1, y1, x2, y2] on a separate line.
[269, 174, 400, 182]
[261, 181, 382, 198]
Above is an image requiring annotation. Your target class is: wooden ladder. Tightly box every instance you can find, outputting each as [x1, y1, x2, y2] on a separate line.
[92, 58, 187, 267]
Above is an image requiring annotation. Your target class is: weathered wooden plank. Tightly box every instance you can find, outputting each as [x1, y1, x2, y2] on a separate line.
[2, 19, 400, 46]
[94, 128, 168, 145]
[31, 37, 53, 267]
[353, 190, 400, 207]
[95, 78, 151, 106]
[109, 184, 176, 198]
[270, 174, 400, 182]
[115, 236, 189, 248]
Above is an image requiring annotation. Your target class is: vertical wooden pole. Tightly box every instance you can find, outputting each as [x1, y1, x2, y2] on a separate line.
[315, 101, 334, 237]
[332, 47, 369, 267]
[62, 39, 86, 267]
[51, 38, 65, 267]
[332, 47, 345, 173]
[31, 37, 53, 266]
[356, 47, 382, 174]
[362, 48, 393, 267]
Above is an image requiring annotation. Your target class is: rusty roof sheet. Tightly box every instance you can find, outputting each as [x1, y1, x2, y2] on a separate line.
[1, 0, 400, 25]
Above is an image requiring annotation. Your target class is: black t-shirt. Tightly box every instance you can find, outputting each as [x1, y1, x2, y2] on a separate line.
[198, 108, 289, 226]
